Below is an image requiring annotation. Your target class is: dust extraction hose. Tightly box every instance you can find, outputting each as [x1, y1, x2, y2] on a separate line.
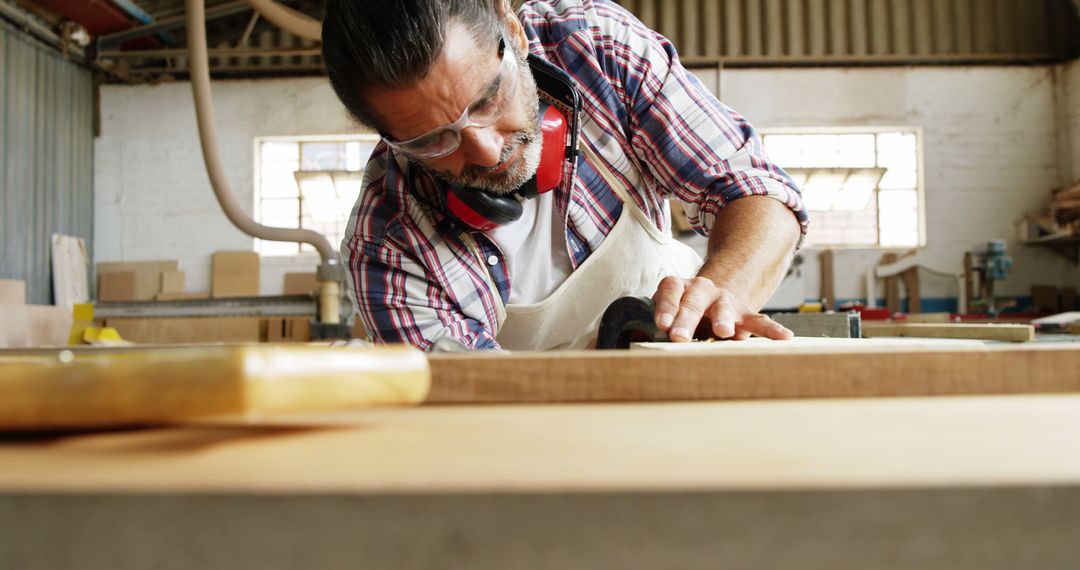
[186, 0, 344, 325]
[244, 0, 321, 41]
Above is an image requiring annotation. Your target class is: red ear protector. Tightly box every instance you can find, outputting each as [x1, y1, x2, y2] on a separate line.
[447, 100, 569, 231]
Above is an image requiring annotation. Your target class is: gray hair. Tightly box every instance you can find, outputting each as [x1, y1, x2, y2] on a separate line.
[322, 0, 504, 132]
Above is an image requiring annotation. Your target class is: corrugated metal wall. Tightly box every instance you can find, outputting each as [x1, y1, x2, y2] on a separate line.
[1, 18, 94, 304]
[616, 0, 1080, 65]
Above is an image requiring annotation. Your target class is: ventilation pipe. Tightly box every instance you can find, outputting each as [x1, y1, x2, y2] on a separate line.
[186, 0, 345, 332]
[243, 0, 321, 41]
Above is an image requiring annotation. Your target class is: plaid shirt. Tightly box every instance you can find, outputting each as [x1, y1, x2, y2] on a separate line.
[342, 0, 808, 350]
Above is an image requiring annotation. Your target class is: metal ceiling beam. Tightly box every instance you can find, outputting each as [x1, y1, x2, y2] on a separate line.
[0, 0, 85, 58]
[100, 46, 320, 58]
[98, 0, 250, 45]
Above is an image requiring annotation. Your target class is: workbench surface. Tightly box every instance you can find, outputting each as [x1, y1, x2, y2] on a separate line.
[2, 395, 1079, 569]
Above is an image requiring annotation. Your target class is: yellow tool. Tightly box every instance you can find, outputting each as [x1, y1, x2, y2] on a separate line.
[0, 344, 429, 432]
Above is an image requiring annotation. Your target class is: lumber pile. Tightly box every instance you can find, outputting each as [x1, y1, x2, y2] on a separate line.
[1023, 181, 1080, 239]
[1053, 181, 1080, 232]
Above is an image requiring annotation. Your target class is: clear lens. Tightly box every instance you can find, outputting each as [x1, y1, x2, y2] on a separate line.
[385, 31, 518, 160]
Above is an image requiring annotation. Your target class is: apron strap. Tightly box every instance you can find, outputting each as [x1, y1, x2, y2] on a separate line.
[579, 140, 671, 243]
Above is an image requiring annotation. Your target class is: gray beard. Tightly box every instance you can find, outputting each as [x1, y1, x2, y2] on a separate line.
[419, 62, 543, 196]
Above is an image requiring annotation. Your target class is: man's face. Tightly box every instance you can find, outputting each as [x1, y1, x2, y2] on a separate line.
[366, 21, 541, 195]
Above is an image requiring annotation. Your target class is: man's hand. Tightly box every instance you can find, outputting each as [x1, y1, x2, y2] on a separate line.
[654, 195, 802, 342]
[652, 275, 793, 341]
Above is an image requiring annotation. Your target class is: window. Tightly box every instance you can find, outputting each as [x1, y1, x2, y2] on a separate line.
[254, 135, 380, 256]
[762, 129, 924, 248]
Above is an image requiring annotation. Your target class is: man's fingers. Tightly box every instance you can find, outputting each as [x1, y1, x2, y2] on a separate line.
[738, 313, 794, 340]
[668, 277, 716, 342]
[652, 276, 685, 330]
[707, 301, 738, 339]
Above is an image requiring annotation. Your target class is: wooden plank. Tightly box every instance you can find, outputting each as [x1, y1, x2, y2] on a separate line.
[862, 322, 1035, 342]
[901, 266, 921, 313]
[96, 271, 135, 302]
[4, 395, 1080, 568]
[104, 317, 263, 344]
[96, 260, 179, 301]
[2, 395, 1079, 492]
[819, 249, 834, 308]
[212, 251, 260, 298]
[882, 253, 900, 314]
[0, 304, 71, 349]
[425, 339, 1079, 403]
[0, 280, 26, 305]
[50, 234, 89, 313]
[0, 345, 429, 431]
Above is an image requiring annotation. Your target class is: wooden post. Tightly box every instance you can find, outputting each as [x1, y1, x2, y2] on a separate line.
[819, 249, 835, 309]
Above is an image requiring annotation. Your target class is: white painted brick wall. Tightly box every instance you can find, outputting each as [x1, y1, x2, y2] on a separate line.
[96, 66, 1080, 302]
[695, 66, 1080, 302]
[94, 78, 363, 294]
[1061, 60, 1080, 188]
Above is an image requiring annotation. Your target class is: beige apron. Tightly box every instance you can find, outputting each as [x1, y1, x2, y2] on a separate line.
[474, 141, 703, 351]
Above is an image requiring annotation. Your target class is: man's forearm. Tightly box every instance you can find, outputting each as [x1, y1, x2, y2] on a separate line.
[697, 196, 802, 310]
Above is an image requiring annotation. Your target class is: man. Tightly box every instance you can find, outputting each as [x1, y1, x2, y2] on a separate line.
[322, 0, 808, 350]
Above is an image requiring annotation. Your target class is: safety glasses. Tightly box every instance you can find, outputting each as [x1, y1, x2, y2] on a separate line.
[383, 31, 519, 160]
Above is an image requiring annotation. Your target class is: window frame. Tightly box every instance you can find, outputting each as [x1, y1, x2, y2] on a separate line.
[760, 126, 927, 250]
[252, 133, 382, 257]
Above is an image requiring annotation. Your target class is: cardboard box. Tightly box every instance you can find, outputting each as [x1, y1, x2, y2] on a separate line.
[0, 279, 26, 305]
[98, 271, 136, 302]
[97, 260, 179, 301]
[284, 272, 319, 295]
[212, 251, 260, 298]
[161, 270, 186, 294]
[104, 317, 262, 344]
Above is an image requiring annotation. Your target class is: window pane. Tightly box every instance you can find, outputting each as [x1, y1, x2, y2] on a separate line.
[301, 142, 347, 171]
[260, 198, 300, 221]
[261, 142, 298, 162]
[258, 239, 300, 256]
[879, 209, 919, 247]
[879, 168, 917, 189]
[763, 134, 804, 167]
[260, 175, 299, 199]
[876, 132, 917, 170]
[800, 135, 840, 167]
[836, 134, 876, 167]
[878, 189, 918, 210]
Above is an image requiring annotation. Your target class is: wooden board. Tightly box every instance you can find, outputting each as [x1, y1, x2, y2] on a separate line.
[96, 270, 135, 301]
[2, 395, 1080, 569]
[0, 345, 429, 431]
[212, 251, 260, 298]
[96, 260, 179, 301]
[0, 279, 25, 304]
[1, 394, 1078, 492]
[103, 316, 263, 344]
[160, 270, 186, 294]
[50, 234, 89, 312]
[862, 322, 1035, 342]
[284, 272, 318, 295]
[0, 304, 71, 348]
[425, 338, 1080, 403]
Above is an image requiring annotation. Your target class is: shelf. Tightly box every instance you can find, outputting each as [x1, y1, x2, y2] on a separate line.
[1023, 234, 1080, 264]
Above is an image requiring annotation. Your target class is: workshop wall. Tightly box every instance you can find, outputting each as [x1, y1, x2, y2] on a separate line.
[94, 78, 359, 295]
[96, 65, 1079, 303]
[1, 19, 94, 304]
[1061, 59, 1080, 188]
[694, 65, 1080, 306]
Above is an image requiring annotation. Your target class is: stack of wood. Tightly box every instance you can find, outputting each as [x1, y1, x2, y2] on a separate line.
[1052, 181, 1080, 234]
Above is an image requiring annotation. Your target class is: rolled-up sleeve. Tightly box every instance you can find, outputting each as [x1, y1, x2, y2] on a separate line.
[593, 2, 809, 242]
